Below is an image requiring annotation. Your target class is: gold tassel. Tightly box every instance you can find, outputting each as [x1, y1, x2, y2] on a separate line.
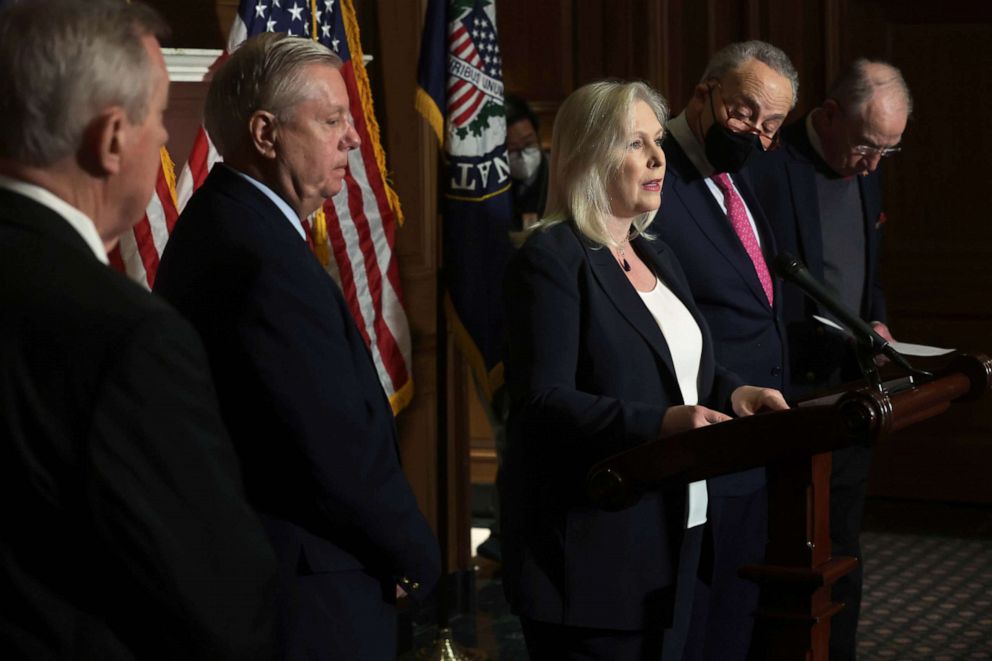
[340, 0, 405, 226]
[159, 145, 178, 209]
[311, 207, 331, 267]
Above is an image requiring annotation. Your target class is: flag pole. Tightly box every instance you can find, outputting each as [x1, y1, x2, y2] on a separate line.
[415, 177, 485, 661]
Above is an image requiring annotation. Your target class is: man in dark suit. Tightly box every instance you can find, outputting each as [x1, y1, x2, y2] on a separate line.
[654, 40, 798, 659]
[154, 32, 441, 659]
[0, 2, 279, 658]
[751, 59, 912, 660]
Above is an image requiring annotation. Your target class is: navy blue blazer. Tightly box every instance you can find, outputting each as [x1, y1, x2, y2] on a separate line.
[750, 118, 886, 394]
[655, 136, 787, 495]
[154, 167, 440, 611]
[501, 221, 742, 631]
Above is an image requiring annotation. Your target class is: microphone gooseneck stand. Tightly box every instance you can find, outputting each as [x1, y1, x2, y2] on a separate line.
[772, 252, 932, 393]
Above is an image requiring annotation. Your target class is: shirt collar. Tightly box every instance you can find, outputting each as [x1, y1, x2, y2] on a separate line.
[228, 166, 307, 241]
[668, 111, 716, 178]
[0, 174, 108, 263]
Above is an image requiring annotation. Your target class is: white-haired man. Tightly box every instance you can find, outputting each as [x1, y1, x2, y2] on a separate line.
[752, 59, 913, 661]
[0, 1, 279, 658]
[154, 32, 441, 659]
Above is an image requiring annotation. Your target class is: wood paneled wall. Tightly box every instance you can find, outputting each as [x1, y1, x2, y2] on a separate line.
[157, 1, 992, 558]
[492, 0, 992, 503]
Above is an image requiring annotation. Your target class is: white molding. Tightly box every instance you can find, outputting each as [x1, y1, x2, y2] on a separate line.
[162, 48, 372, 83]
[162, 48, 223, 82]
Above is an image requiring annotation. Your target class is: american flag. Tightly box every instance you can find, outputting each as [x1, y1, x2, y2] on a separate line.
[109, 147, 178, 288]
[121, 0, 414, 414]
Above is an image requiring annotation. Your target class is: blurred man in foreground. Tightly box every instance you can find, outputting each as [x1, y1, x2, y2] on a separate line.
[0, 1, 279, 658]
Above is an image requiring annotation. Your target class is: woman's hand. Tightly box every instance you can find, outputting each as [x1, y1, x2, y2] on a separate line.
[660, 404, 732, 437]
[730, 386, 789, 417]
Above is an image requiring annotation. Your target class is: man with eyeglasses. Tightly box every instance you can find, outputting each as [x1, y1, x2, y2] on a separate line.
[654, 40, 798, 660]
[751, 59, 912, 661]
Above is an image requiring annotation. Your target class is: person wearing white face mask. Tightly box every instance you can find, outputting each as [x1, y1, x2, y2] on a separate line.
[506, 93, 549, 230]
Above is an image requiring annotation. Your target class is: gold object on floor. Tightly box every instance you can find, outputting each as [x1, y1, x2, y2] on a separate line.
[415, 627, 487, 660]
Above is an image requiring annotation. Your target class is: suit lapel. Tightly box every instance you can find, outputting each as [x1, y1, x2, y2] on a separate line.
[638, 237, 719, 396]
[784, 121, 826, 279]
[582, 233, 678, 382]
[785, 161, 825, 279]
[635, 236, 710, 340]
[667, 155, 771, 308]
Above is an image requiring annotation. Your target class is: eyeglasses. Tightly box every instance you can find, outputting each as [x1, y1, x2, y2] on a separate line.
[708, 82, 781, 151]
[850, 143, 902, 158]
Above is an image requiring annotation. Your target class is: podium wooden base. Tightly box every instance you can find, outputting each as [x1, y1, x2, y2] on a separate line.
[587, 353, 992, 660]
[741, 556, 858, 660]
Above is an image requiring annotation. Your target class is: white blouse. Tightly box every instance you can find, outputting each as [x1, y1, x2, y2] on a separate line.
[637, 277, 708, 528]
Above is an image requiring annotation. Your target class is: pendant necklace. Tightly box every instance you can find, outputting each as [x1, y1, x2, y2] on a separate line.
[610, 226, 633, 272]
[617, 242, 632, 272]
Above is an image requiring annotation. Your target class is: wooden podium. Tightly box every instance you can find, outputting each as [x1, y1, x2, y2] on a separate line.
[586, 353, 992, 660]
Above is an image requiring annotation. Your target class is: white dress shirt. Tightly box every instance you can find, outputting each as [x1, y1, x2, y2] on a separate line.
[0, 174, 108, 264]
[229, 166, 308, 241]
[637, 276, 708, 528]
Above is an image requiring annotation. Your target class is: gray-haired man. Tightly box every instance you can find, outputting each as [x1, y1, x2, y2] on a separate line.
[655, 40, 799, 659]
[753, 59, 912, 660]
[0, 1, 279, 658]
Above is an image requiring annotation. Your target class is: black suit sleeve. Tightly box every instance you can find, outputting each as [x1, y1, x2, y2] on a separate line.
[506, 241, 670, 461]
[85, 310, 279, 660]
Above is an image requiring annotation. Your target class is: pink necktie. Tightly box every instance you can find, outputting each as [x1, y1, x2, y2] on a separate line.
[711, 172, 774, 306]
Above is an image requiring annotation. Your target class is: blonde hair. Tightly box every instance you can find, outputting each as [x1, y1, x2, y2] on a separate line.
[528, 80, 668, 248]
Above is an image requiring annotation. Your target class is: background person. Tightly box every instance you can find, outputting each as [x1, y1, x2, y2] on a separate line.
[751, 58, 912, 661]
[506, 93, 549, 230]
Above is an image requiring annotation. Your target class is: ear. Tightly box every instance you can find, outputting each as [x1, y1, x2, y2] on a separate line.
[691, 82, 711, 103]
[249, 110, 278, 159]
[822, 98, 841, 124]
[79, 107, 127, 176]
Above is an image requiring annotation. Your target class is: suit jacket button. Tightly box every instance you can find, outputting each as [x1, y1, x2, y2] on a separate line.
[771, 366, 782, 376]
[806, 371, 817, 382]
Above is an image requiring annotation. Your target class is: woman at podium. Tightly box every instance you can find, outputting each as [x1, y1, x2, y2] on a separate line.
[500, 80, 788, 660]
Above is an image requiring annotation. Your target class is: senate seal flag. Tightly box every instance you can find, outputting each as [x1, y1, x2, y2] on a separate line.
[417, 0, 514, 399]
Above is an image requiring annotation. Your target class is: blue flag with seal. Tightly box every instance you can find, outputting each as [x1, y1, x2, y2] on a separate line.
[416, 0, 514, 400]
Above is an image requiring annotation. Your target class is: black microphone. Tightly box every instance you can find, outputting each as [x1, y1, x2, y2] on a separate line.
[772, 252, 918, 373]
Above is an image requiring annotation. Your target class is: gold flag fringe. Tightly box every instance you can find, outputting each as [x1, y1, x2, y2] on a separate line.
[341, 0, 405, 226]
[159, 145, 178, 209]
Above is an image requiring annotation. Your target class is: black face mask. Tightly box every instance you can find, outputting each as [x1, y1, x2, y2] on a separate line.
[703, 89, 762, 173]
[704, 122, 761, 173]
